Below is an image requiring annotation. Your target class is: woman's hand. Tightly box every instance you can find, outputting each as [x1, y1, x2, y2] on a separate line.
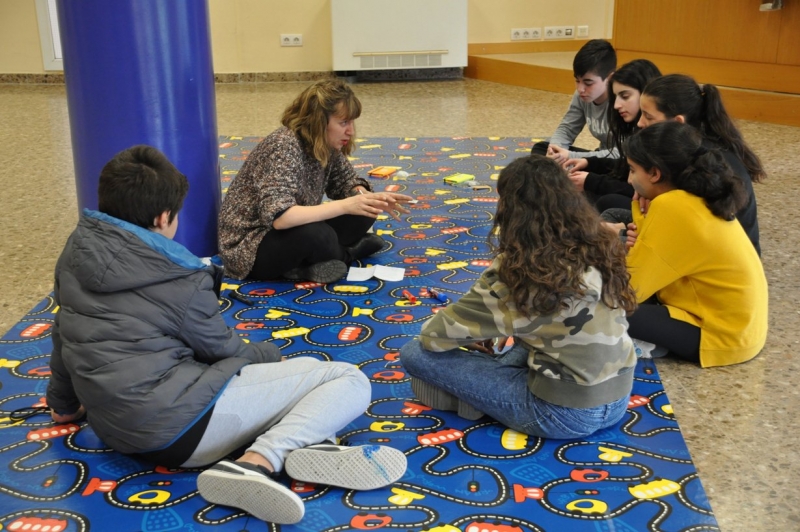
[564, 157, 588, 171]
[546, 144, 571, 165]
[568, 171, 588, 191]
[51, 405, 85, 424]
[343, 192, 414, 221]
[273, 192, 414, 229]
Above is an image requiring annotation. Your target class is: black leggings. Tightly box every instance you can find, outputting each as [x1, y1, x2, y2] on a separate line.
[248, 215, 375, 280]
[627, 303, 701, 363]
[596, 193, 634, 213]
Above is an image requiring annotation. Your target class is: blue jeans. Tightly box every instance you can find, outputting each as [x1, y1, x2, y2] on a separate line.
[400, 339, 629, 439]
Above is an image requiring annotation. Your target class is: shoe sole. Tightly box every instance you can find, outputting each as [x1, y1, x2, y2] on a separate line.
[197, 467, 304, 524]
[307, 260, 347, 284]
[411, 377, 484, 420]
[285, 445, 407, 490]
[285, 260, 347, 284]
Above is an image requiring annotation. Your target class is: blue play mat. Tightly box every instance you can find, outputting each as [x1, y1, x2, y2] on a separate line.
[0, 136, 718, 531]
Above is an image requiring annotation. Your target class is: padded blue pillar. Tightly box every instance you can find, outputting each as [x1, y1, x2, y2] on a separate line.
[57, 0, 220, 257]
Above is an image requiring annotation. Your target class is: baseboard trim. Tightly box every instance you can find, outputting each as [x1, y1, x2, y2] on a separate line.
[0, 72, 335, 85]
[616, 50, 800, 96]
[465, 54, 800, 126]
[1, 69, 462, 85]
[213, 72, 335, 83]
[465, 56, 575, 94]
[0, 73, 65, 84]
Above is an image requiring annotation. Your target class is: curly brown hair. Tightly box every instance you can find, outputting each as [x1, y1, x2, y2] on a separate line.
[491, 155, 637, 316]
[281, 78, 362, 168]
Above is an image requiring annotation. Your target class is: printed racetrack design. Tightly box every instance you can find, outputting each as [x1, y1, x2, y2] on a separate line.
[0, 137, 718, 531]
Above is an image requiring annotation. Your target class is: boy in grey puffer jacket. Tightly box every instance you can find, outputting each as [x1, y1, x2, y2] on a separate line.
[46, 146, 406, 525]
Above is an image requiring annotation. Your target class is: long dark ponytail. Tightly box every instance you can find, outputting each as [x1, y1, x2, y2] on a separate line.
[626, 122, 745, 220]
[642, 74, 765, 183]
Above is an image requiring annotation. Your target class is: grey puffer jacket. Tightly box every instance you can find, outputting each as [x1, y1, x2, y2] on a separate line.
[46, 210, 281, 454]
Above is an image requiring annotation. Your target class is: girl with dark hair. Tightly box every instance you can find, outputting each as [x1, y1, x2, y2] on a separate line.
[400, 155, 638, 439]
[218, 79, 413, 284]
[566, 59, 661, 205]
[604, 73, 763, 253]
[623, 122, 768, 367]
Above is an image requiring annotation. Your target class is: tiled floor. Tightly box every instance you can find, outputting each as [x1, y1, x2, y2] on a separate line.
[1, 78, 798, 530]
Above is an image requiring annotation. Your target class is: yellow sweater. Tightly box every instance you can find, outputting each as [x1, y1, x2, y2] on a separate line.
[627, 190, 768, 367]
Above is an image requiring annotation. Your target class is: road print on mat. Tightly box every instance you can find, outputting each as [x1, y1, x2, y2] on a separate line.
[0, 137, 717, 531]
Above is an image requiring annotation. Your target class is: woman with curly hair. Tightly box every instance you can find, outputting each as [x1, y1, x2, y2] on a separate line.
[400, 155, 638, 438]
[218, 79, 413, 284]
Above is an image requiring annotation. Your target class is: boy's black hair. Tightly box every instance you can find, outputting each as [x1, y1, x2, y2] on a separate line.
[573, 39, 616, 79]
[98, 145, 189, 229]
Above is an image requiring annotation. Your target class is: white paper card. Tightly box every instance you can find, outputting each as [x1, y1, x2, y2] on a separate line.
[346, 265, 405, 282]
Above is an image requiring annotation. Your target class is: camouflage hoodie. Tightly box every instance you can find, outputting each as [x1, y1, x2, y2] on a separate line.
[419, 256, 635, 409]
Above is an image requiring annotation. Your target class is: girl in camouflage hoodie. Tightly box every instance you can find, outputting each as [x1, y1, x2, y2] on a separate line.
[400, 155, 638, 438]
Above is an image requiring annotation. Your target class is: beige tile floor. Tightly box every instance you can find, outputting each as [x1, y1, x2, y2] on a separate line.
[1, 78, 798, 530]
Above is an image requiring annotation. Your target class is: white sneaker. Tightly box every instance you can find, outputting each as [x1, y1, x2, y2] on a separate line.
[197, 460, 304, 524]
[285, 444, 407, 490]
[633, 338, 669, 359]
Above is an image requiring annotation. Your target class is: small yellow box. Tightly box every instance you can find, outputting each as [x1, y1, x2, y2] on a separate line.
[443, 173, 474, 185]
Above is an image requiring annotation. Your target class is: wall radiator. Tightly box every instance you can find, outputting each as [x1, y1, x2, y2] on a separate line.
[331, 0, 467, 72]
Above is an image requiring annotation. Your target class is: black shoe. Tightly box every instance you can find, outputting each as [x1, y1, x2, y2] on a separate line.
[346, 234, 386, 261]
[197, 460, 305, 524]
[284, 259, 347, 284]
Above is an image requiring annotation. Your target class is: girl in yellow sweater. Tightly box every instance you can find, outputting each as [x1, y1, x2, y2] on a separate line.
[623, 121, 767, 367]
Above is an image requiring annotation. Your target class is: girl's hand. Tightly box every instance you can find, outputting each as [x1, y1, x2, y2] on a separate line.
[546, 144, 571, 165]
[564, 158, 588, 171]
[464, 339, 496, 355]
[568, 171, 588, 191]
[344, 192, 413, 221]
[51, 405, 85, 424]
[601, 221, 626, 236]
[493, 336, 511, 354]
[625, 223, 639, 249]
[632, 192, 651, 215]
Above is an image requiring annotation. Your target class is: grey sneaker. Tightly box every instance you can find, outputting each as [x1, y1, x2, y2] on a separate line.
[411, 376, 485, 420]
[285, 444, 407, 490]
[632, 338, 669, 359]
[284, 260, 347, 284]
[197, 460, 304, 524]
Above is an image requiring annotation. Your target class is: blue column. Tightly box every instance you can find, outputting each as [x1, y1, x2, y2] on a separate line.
[56, 0, 220, 257]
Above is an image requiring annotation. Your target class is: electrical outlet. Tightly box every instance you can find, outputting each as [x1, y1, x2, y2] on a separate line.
[544, 25, 576, 40]
[577, 25, 589, 37]
[280, 34, 303, 47]
[511, 27, 542, 41]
